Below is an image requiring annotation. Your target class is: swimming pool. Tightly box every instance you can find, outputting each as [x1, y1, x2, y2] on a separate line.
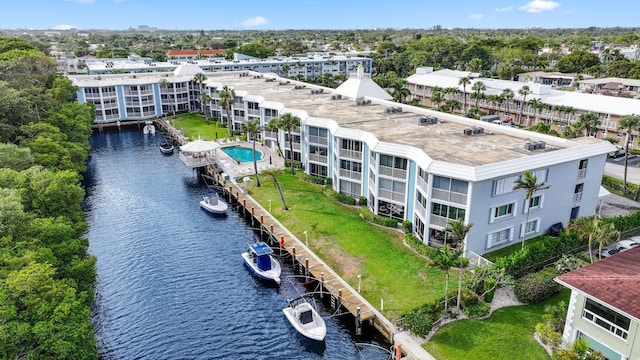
[221, 145, 263, 163]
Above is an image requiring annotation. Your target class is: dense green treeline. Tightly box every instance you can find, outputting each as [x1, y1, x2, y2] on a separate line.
[0, 37, 98, 359]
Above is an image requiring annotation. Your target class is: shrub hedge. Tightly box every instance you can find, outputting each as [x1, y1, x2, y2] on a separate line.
[359, 207, 398, 228]
[325, 187, 357, 205]
[464, 302, 491, 319]
[513, 267, 562, 304]
[493, 232, 584, 278]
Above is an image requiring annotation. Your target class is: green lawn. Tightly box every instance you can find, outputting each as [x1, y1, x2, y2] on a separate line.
[247, 172, 452, 320]
[171, 113, 231, 141]
[424, 290, 570, 360]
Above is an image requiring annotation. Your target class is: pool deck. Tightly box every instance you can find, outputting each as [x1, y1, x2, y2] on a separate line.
[215, 140, 286, 181]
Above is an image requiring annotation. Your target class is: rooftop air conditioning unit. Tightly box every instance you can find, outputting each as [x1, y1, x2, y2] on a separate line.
[524, 142, 534, 151]
[396, 107, 403, 113]
[463, 128, 473, 136]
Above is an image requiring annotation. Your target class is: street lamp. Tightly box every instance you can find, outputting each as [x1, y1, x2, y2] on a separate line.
[268, 199, 272, 212]
[303, 230, 308, 247]
[357, 274, 362, 293]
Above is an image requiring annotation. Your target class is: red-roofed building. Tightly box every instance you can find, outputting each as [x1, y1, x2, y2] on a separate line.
[167, 50, 225, 60]
[556, 247, 640, 359]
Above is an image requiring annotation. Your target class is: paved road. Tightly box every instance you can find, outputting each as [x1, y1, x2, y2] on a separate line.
[601, 156, 640, 218]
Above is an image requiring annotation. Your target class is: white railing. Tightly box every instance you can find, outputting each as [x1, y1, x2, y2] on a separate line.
[247, 108, 260, 116]
[379, 165, 407, 179]
[339, 149, 362, 160]
[309, 153, 328, 164]
[417, 177, 428, 193]
[340, 169, 362, 180]
[378, 189, 405, 203]
[430, 214, 448, 228]
[582, 309, 628, 340]
[309, 135, 329, 145]
[573, 192, 583, 203]
[292, 142, 301, 151]
[416, 201, 426, 217]
[263, 131, 278, 139]
[431, 189, 467, 205]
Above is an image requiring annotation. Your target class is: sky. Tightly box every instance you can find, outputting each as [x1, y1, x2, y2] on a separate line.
[1, 0, 638, 31]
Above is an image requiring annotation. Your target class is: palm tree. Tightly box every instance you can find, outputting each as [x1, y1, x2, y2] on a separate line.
[390, 79, 410, 103]
[500, 87, 514, 110]
[594, 222, 620, 260]
[574, 112, 600, 137]
[280, 64, 290, 78]
[554, 337, 605, 360]
[197, 91, 211, 124]
[527, 98, 545, 125]
[431, 86, 445, 109]
[442, 99, 461, 114]
[278, 112, 301, 175]
[265, 118, 284, 156]
[487, 94, 502, 115]
[158, 78, 172, 117]
[517, 85, 531, 126]
[433, 245, 456, 311]
[446, 219, 473, 311]
[218, 85, 236, 138]
[617, 114, 640, 194]
[192, 72, 207, 111]
[567, 215, 600, 263]
[262, 168, 289, 211]
[244, 118, 262, 187]
[513, 171, 550, 249]
[471, 81, 486, 109]
[458, 77, 471, 113]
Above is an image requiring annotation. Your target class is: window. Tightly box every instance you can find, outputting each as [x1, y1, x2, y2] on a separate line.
[530, 169, 548, 182]
[487, 228, 512, 248]
[309, 127, 328, 137]
[525, 195, 543, 212]
[521, 218, 539, 236]
[493, 175, 519, 196]
[492, 202, 515, 221]
[578, 159, 588, 179]
[583, 298, 630, 340]
[431, 203, 465, 220]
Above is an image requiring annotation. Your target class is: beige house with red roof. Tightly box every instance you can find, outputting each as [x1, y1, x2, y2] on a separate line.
[556, 248, 640, 360]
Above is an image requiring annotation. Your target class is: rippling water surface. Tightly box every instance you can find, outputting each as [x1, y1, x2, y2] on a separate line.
[84, 129, 390, 360]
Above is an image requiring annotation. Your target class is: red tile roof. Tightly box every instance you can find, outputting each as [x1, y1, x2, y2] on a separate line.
[556, 247, 640, 321]
[167, 50, 225, 56]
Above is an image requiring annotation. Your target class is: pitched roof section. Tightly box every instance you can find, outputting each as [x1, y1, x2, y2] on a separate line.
[556, 247, 640, 321]
[333, 65, 392, 101]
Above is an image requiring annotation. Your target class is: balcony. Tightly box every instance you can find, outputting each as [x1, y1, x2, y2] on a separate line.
[292, 142, 301, 151]
[379, 165, 407, 179]
[309, 153, 328, 164]
[378, 189, 405, 203]
[416, 201, 426, 218]
[417, 177, 428, 193]
[309, 135, 329, 146]
[263, 131, 278, 139]
[429, 214, 449, 228]
[339, 169, 362, 181]
[247, 108, 260, 116]
[431, 189, 467, 205]
[339, 149, 362, 160]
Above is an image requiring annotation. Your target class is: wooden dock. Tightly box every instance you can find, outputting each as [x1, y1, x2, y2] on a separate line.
[203, 165, 397, 342]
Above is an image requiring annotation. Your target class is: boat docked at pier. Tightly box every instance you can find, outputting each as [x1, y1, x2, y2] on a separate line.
[282, 297, 326, 342]
[159, 143, 174, 154]
[241, 242, 281, 285]
[199, 190, 228, 215]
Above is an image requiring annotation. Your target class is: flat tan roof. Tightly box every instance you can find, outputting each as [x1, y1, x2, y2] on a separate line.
[208, 73, 588, 166]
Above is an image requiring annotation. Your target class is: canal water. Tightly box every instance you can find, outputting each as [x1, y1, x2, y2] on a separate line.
[83, 128, 390, 360]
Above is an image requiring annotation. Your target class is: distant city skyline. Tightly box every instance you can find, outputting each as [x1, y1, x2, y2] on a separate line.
[1, 0, 638, 31]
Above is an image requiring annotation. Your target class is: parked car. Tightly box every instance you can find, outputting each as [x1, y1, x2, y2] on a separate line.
[617, 239, 640, 251]
[600, 246, 620, 258]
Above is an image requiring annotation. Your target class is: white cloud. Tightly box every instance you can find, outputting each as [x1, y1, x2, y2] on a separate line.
[239, 16, 268, 27]
[496, 6, 513, 12]
[519, 0, 560, 13]
[469, 13, 483, 20]
[53, 24, 77, 30]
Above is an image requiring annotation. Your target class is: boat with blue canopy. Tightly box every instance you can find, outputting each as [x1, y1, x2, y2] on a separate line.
[241, 242, 281, 285]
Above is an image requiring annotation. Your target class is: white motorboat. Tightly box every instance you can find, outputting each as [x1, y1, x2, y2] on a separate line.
[282, 297, 326, 342]
[143, 123, 156, 135]
[241, 242, 281, 285]
[199, 190, 228, 214]
[159, 143, 174, 154]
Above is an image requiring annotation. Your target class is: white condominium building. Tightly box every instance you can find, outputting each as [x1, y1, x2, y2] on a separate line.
[70, 66, 614, 256]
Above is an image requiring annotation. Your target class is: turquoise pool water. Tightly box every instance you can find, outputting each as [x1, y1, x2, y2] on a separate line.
[221, 145, 263, 163]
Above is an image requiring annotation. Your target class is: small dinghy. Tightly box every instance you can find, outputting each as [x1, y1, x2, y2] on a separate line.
[282, 297, 326, 342]
[242, 242, 281, 285]
[199, 190, 228, 215]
